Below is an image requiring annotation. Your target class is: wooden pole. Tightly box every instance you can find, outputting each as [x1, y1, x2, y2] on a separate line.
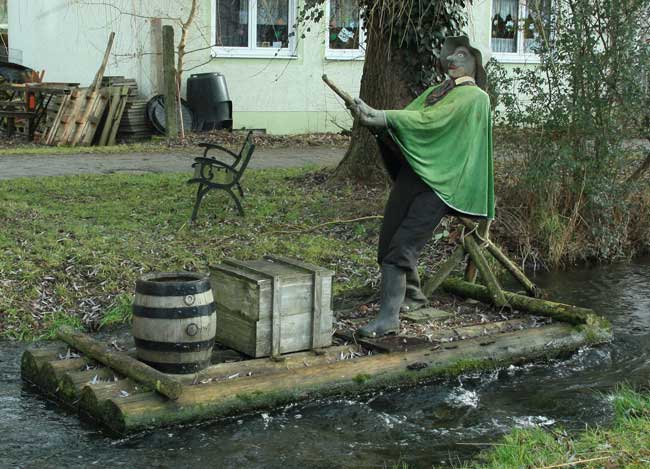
[162, 25, 179, 139]
[322, 74, 356, 108]
[56, 326, 183, 400]
[90, 32, 115, 92]
[463, 234, 509, 308]
[465, 219, 491, 283]
[150, 18, 164, 95]
[422, 245, 467, 297]
[458, 217, 540, 297]
[441, 278, 599, 325]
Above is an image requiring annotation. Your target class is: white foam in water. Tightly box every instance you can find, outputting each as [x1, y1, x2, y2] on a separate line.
[446, 387, 479, 408]
[512, 415, 556, 428]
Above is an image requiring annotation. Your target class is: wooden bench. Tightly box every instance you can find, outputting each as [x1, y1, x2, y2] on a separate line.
[187, 131, 256, 220]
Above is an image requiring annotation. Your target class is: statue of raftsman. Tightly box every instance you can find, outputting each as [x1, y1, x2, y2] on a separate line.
[348, 36, 495, 337]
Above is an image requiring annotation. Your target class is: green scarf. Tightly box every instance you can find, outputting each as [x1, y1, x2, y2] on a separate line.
[386, 83, 495, 219]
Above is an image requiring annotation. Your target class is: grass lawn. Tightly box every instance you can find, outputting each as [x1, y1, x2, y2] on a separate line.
[0, 167, 454, 340]
[465, 387, 650, 468]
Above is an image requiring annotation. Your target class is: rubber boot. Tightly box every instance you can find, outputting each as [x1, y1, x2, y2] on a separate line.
[401, 268, 429, 312]
[358, 264, 406, 337]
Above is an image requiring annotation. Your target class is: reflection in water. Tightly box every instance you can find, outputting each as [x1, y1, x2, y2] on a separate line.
[1, 259, 649, 468]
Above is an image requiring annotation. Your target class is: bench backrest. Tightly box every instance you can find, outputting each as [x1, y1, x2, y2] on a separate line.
[233, 131, 255, 181]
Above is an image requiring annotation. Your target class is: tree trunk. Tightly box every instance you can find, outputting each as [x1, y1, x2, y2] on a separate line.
[332, 12, 418, 185]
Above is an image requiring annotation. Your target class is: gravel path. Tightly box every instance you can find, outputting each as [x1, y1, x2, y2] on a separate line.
[0, 147, 346, 180]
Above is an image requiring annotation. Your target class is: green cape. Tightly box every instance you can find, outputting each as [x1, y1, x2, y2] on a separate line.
[386, 84, 495, 219]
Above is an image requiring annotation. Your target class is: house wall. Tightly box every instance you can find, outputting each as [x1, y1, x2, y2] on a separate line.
[7, 0, 536, 135]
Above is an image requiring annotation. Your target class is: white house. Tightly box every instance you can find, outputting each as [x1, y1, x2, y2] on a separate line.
[6, 0, 549, 134]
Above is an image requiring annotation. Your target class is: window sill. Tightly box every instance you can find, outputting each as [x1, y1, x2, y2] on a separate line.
[325, 51, 365, 61]
[492, 53, 541, 65]
[211, 48, 298, 59]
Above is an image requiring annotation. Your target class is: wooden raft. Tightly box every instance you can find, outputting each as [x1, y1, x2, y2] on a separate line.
[21, 279, 611, 435]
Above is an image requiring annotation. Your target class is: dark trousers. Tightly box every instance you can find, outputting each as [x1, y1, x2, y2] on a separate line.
[378, 164, 451, 272]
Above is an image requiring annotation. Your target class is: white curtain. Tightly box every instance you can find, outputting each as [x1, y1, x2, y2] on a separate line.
[491, 0, 518, 53]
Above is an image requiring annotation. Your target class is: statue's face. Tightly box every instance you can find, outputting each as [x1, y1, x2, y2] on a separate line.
[446, 46, 476, 80]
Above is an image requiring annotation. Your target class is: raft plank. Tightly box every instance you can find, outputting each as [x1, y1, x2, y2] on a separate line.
[100, 323, 593, 433]
[162, 344, 358, 384]
[335, 318, 535, 353]
[21, 345, 76, 389]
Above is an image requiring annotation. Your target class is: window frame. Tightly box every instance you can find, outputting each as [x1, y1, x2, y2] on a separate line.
[325, 0, 365, 61]
[211, 0, 298, 59]
[491, 0, 550, 64]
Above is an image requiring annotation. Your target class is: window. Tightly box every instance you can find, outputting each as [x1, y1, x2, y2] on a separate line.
[213, 0, 297, 58]
[325, 0, 365, 59]
[491, 0, 551, 62]
[326, 0, 365, 59]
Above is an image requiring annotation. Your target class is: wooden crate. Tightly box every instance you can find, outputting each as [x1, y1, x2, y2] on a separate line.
[209, 256, 334, 358]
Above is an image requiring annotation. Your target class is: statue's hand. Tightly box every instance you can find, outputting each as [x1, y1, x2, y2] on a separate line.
[353, 98, 387, 129]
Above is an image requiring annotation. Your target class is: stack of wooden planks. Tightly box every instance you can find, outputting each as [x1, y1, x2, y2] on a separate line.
[117, 97, 154, 141]
[41, 33, 151, 147]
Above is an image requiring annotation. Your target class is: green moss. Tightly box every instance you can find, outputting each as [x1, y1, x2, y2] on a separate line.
[578, 314, 613, 345]
[353, 373, 371, 384]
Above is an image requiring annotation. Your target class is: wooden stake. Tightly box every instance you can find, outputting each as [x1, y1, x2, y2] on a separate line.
[90, 32, 116, 92]
[465, 219, 491, 283]
[56, 326, 183, 400]
[463, 234, 509, 308]
[422, 245, 467, 297]
[162, 25, 179, 139]
[458, 217, 540, 297]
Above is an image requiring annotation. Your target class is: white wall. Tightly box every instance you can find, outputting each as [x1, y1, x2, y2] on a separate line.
[8, 0, 498, 134]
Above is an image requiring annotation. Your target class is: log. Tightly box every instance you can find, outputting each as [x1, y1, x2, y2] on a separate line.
[465, 219, 491, 283]
[422, 245, 466, 297]
[463, 234, 509, 308]
[484, 241, 541, 298]
[56, 326, 183, 400]
[458, 217, 540, 297]
[441, 277, 597, 325]
[98, 323, 589, 433]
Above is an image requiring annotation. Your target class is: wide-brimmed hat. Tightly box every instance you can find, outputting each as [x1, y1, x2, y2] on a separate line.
[439, 35, 491, 89]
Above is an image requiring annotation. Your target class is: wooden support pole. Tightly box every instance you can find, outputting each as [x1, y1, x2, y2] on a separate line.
[422, 245, 467, 297]
[465, 219, 491, 283]
[56, 326, 183, 400]
[90, 32, 115, 92]
[463, 234, 509, 308]
[485, 241, 541, 298]
[441, 277, 600, 326]
[458, 217, 540, 298]
[162, 25, 179, 139]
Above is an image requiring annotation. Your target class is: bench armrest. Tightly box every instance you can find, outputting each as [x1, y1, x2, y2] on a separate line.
[198, 143, 240, 162]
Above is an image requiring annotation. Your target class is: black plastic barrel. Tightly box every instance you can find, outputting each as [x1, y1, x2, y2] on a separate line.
[132, 272, 216, 374]
[187, 72, 233, 131]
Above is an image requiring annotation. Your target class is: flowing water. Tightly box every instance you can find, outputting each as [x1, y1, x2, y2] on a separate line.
[2, 258, 649, 469]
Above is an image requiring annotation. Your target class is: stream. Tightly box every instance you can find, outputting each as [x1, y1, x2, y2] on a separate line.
[1, 258, 649, 468]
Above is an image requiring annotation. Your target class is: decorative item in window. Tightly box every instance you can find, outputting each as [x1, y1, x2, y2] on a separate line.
[491, 0, 551, 57]
[328, 0, 360, 50]
[257, 0, 289, 48]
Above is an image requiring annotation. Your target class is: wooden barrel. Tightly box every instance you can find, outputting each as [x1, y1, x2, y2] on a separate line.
[132, 272, 216, 374]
